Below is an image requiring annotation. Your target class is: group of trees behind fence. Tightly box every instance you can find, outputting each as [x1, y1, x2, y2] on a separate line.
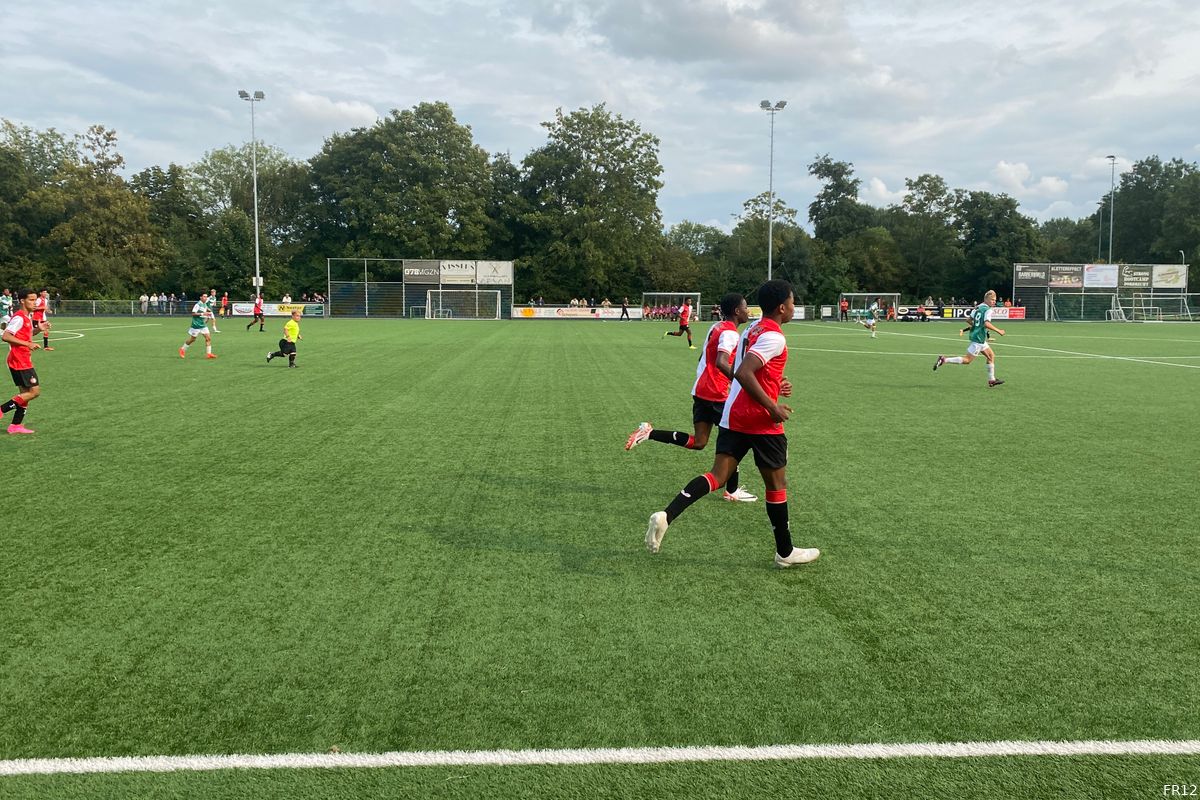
[2, 108, 1197, 305]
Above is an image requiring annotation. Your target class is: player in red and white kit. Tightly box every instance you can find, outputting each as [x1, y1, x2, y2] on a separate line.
[33, 289, 53, 351]
[644, 280, 820, 568]
[1, 289, 44, 434]
[246, 295, 266, 331]
[663, 297, 695, 349]
[625, 293, 757, 501]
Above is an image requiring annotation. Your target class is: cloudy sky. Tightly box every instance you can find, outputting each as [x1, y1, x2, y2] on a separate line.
[4, 0, 1199, 232]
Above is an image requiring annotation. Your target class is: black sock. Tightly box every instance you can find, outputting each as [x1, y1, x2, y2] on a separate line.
[43, 337, 49, 347]
[665, 474, 713, 523]
[687, 332, 693, 346]
[12, 405, 26, 425]
[0, 400, 14, 415]
[766, 500, 793, 557]
[288, 353, 296, 365]
[725, 469, 739, 494]
[270, 351, 283, 359]
[648, 430, 691, 448]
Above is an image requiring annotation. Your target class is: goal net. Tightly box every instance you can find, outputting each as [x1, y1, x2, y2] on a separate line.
[1049, 292, 1120, 321]
[838, 292, 901, 322]
[642, 292, 702, 321]
[1131, 293, 1196, 322]
[425, 289, 501, 320]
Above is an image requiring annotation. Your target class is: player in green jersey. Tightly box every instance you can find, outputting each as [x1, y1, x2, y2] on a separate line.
[0, 289, 12, 330]
[206, 289, 221, 333]
[179, 292, 217, 359]
[934, 290, 1005, 386]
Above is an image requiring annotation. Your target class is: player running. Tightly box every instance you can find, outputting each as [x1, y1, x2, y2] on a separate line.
[934, 289, 1005, 387]
[179, 292, 218, 359]
[267, 310, 302, 368]
[246, 295, 266, 331]
[33, 290, 53, 350]
[0, 289, 12, 330]
[663, 297, 696, 349]
[857, 297, 880, 338]
[626, 293, 757, 502]
[207, 289, 221, 333]
[644, 280, 820, 569]
[1, 289, 44, 434]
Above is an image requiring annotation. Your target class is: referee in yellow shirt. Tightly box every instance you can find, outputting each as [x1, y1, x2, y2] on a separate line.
[267, 310, 303, 368]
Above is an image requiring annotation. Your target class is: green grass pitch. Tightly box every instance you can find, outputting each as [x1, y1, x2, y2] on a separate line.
[1, 316, 1198, 798]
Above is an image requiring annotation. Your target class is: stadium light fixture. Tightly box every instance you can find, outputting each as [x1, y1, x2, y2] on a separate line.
[1107, 155, 1117, 264]
[239, 90, 266, 299]
[760, 100, 787, 281]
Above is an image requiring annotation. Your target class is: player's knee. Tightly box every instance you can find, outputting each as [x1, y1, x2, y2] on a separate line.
[28, 386, 40, 399]
[691, 436, 709, 450]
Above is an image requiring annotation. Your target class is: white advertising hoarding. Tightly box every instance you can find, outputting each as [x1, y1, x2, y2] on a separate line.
[440, 260, 476, 284]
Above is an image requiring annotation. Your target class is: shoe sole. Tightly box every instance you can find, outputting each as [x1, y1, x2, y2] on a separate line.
[645, 513, 666, 554]
[775, 549, 821, 568]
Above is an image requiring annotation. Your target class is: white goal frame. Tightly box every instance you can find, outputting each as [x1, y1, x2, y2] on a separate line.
[1132, 292, 1196, 322]
[641, 292, 701, 321]
[424, 289, 501, 320]
[838, 292, 900, 322]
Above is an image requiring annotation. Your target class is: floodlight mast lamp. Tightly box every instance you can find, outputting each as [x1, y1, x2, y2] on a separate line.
[760, 100, 786, 281]
[239, 90, 265, 300]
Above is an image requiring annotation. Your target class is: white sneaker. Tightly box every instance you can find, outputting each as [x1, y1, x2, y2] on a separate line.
[723, 487, 758, 502]
[774, 547, 820, 568]
[625, 422, 652, 450]
[645, 511, 668, 554]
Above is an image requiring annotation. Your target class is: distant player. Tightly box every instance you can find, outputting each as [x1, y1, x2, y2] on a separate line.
[857, 298, 880, 338]
[644, 280, 820, 569]
[246, 295, 266, 331]
[626, 293, 757, 502]
[0, 289, 12, 330]
[267, 310, 302, 368]
[207, 289, 221, 333]
[663, 297, 695, 349]
[33, 290, 53, 350]
[934, 289, 1005, 387]
[179, 292, 217, 359]
[1, 289, 43, 434]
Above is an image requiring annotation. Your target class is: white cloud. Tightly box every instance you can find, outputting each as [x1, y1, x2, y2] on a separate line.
[285, 92, 379, 131]
[862, 177, 905, 206]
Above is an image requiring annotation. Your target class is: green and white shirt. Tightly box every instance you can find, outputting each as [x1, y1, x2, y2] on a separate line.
[0, 294, 12, 316]
[191, 301, 210, 329]
[968, 303, 992, 344]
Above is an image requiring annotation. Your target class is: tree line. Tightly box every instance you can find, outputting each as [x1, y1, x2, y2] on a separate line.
[2, 108, 1196, 303]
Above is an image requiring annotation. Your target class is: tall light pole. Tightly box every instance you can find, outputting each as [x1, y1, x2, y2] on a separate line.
[1107, 155, 1117, 264]
[760, 100, 786, 281]
[1095, 201, 1104, 261]
[239, 90, 265, 300]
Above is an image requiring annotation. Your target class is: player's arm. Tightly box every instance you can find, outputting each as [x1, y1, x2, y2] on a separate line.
[1, 331, 38, 350]
[714, 350, 734, 380]
[734, 354, 790, 423]
[984, 321, 1005, 336]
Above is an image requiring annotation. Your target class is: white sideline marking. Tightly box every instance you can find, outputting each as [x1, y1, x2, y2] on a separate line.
[53, 324, 163, 333]
[789, 346, 1200, 360]
[3, 739, 1199, 776]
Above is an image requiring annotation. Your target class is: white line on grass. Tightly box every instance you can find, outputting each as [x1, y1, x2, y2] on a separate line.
[3, 739, 1200, 776]
[789, 346, 1200, 360]
[52, 323, 163, 333]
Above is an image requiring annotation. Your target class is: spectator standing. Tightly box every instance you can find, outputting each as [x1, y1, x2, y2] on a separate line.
[149, 293, 159, 314]
[282, 293, 292, 304]
[221, 292, 229, 317]
[620, 297, 631, 321]
[140, 293, 149, 315]
[54, 292, 63, 313]
[168, 293, 177, 314]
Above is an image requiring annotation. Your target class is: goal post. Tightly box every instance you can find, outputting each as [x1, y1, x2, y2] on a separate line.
[425, 289, 501, 320]
[641, 292, 702, 321]
[838, 292, 901, 322]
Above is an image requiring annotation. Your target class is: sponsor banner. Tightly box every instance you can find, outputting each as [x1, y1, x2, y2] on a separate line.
[794, 306, 806, 321]
[231, 303, 325, 317]
[988, 306, 1026, 320]
[511, 306, 644, 320]
[403, 260, 440, 284]
[1153, 264, 1188, 289]
[1013, 264, 1049, 287]
[440, 260, 476, 285]
[1048, 265, 1084, 288]
[1119, 265, 1153, 288]
[476, 260, 514, 285]
[1083, 263, 1118, 288]
[820, 305, 834, 319]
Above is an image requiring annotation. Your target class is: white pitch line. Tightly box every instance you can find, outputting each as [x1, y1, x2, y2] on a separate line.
[789, 346, 1200, 360]
[52, 323, 163, 333]
[3, 739, 1199, 776]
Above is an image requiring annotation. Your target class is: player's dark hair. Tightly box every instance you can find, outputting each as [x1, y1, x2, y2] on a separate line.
[756, 280, 794, 316]
[719, 292, 744, 319]
[17, 288, 36, 300]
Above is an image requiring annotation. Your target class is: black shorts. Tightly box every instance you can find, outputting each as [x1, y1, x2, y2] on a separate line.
[278, 339, 297, 355]
[692, 396, 726, 426]
[715, 426, 788, 470]
[10, 367, 38, 390]
[678, 323, 691, 333]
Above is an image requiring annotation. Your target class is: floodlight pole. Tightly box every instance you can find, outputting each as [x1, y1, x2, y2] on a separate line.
[760, 100, 786, 281]
[1107, 155, 1117, 264]
[1096, 202, 1104, 262]
[240, 90, 265, 301]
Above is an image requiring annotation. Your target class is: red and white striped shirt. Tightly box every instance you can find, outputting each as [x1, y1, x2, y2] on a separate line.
[5, 310, 34, 370]
[691, 321, 739, 402]
[679, 303, 691, 325]
[720, 318, 788, 435]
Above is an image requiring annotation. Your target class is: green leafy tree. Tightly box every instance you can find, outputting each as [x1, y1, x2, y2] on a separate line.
[888, 174, 961, 297]
[519, 104, 663, 300]
[1110, 156, 1197, 263]
[954, 191, 1041, 298]
[808, 154, 874, 243]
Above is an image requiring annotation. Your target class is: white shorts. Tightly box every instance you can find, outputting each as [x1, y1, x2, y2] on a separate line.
[1, 315, 9, 325]
[187, 327, 211, 339]
[966, 341, 992, 356]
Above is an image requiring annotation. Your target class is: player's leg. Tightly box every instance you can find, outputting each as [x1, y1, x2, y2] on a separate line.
[646, 437, 743, 554]
[3, 372, 39, 433]
[38, 322, 53, 350]
[202, 331, 216, 358]
[984, 347, 1002, 386]
[179, 333, 198, 357]
[752, 437, 819, 567]
[685, 325, 694, 348]
[286, 341, 298, 367]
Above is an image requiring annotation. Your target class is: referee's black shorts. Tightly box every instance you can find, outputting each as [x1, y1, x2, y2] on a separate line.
[278, 339, 297, 355]
[715, 426, 788, 470]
